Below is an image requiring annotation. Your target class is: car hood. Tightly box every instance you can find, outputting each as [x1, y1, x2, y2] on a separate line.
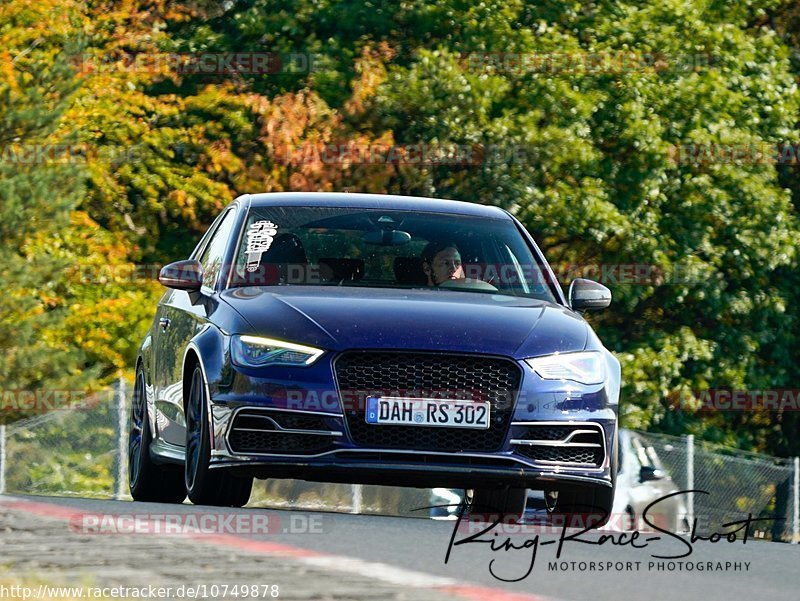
[220, 286, 588, 358]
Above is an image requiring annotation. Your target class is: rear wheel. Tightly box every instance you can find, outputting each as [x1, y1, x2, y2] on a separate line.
[469, 487, 527, 523]
[185, 365, 253, 507]
[128, 368, 186, 503]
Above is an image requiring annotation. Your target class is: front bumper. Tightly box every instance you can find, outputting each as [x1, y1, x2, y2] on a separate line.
[208, 405, 617, 490]
[208, 352, 618, 490]
[209, 451, 614, 489]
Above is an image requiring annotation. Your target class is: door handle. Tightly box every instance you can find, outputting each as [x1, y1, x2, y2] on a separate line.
[159, 318, 171, 331]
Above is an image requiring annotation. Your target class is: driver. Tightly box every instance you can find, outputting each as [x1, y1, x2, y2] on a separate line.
[421, 241, 465, 286]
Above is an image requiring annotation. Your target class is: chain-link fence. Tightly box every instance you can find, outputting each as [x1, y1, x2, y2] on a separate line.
[0, 384, 124, 499]
[1, 379, 798, 540]
[633, 430, 798, 542]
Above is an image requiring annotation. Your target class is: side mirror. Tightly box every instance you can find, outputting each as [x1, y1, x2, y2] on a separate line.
[159, 260, 203, 291]
[639, 465, 665, 482]
[569, 278, 611, 311]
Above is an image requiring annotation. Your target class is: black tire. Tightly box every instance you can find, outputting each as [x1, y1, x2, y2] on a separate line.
[128, 368, 187, 503]
[470, 487, 527, 523]
[185, 365, 253, 507]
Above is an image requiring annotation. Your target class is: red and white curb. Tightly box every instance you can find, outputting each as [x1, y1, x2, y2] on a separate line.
[0, 496, 558, 601]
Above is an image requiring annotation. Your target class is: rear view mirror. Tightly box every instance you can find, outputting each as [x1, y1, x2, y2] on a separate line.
[363, 229, 412, 246]
[569, 278, 611, 311]
[159, 260, 203, 291]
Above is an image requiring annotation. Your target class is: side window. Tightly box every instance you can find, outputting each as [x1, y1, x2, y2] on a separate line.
[199, 209, 236, 291]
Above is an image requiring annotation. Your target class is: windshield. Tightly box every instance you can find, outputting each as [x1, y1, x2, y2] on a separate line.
[229, 206, 557, 302]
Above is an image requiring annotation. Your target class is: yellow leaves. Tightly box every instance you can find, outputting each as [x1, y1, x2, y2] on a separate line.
[67, 211, 130, 264]
[288, 171, 315, 191]
[0, 0, 87, 61]
[170, 188, 190, 208]
[204, 139, 243, 177]
[0, 50, 18, 94]
[247, 84, 398, 193]
[0, 0, 84, 111]
[168, 189, 198, 223]
[31, 209, 163, 372]
[255, 90, 340, 149]
[346, 43, 393, 116]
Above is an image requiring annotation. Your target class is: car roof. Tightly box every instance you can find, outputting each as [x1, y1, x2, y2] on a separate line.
[242, 192, 512, 219]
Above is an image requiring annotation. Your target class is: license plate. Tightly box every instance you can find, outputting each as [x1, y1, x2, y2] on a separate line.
[365, 396, 490, 429]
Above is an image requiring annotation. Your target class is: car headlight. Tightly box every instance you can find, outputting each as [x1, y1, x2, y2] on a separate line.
[524, 351, 605, 385]
[230, 335, 324, 367]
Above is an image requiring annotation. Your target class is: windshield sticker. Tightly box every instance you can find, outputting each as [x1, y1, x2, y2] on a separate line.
[245, 220, 279, 272]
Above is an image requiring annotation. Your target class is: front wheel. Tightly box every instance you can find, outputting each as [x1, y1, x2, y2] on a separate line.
[185, 365, 253, 507]
[128, 368, 186, 503]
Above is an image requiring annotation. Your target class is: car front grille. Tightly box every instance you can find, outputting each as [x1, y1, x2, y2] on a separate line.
[227, 409, 338, 455]
[334, 351, 522, 452]
[511, 423, 605, 467]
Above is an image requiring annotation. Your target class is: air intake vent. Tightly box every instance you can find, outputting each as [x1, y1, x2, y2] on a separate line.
[227, 410, 339, 455]
[511, 423, 605, 467]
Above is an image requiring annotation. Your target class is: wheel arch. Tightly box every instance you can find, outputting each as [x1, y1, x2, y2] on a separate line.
[181, 326, 227, 450]
[182, 348, 201, 419]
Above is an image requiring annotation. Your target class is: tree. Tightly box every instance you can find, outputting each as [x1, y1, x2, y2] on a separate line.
[0, 0, 97, 421]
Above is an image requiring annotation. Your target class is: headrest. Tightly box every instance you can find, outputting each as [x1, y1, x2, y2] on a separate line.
[262, 233, 308, 265]
[318, 258, 365, 282]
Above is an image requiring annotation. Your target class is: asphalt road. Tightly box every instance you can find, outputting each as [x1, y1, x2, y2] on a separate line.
[1, 494, 798, 601]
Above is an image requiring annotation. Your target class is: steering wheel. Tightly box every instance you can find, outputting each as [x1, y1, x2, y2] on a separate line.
[438, 278, 498, 292]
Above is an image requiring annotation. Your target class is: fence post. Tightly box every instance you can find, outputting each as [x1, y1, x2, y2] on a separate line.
[351, 484, 363, 514]
[793, 456, 799, 544]
[686, 434, 695, 527]
[114, 378, 128, 501]
[0, 423, 6, 495]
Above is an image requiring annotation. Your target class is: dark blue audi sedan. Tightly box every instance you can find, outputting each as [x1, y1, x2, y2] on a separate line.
[129, 192, 620, 522]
